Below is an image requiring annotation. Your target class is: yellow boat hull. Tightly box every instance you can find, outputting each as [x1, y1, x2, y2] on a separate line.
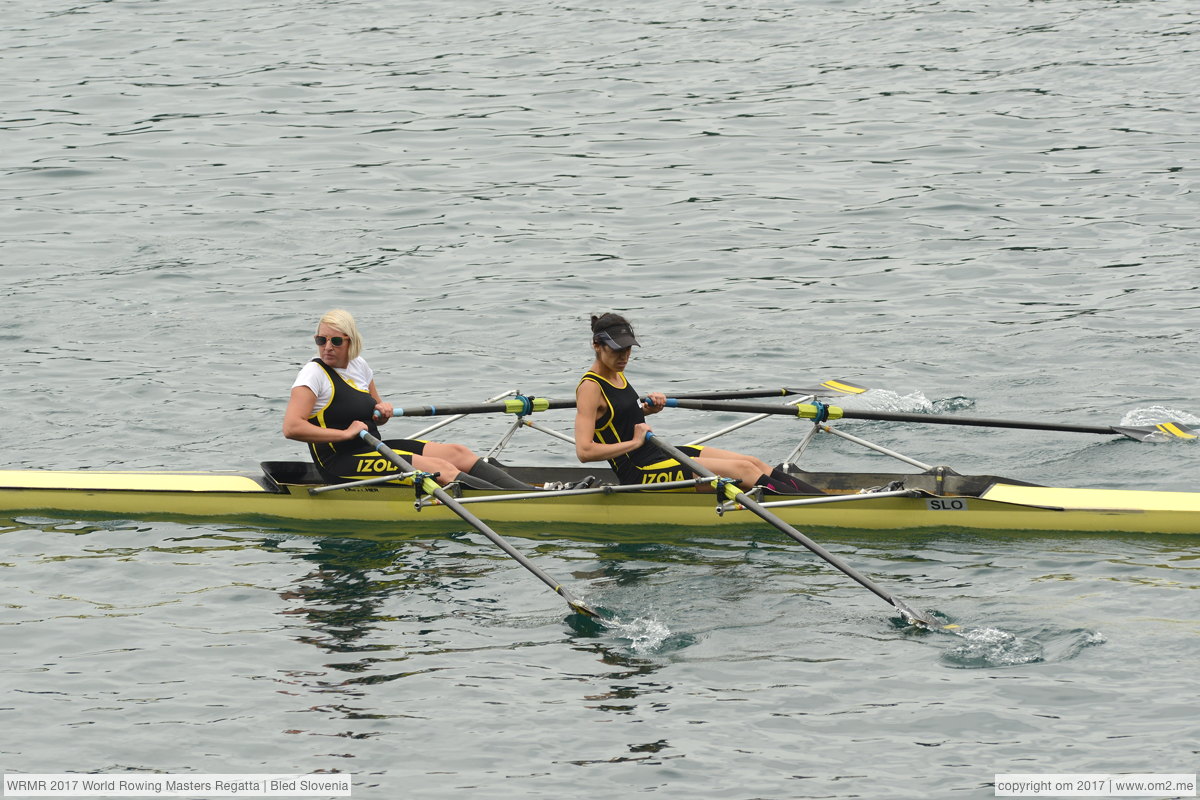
[1, 463, 1199, 535]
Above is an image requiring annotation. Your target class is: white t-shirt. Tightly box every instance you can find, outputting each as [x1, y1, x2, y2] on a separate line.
[291, 357, 375, 416]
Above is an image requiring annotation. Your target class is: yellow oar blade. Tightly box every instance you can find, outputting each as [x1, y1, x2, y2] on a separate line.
[1113, 422, 1198, 441]
[1155, 422, 1197, 440]
[819, 379, 868, 395]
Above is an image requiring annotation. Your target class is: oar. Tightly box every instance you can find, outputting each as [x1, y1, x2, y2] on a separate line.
[644, 432, 948, 630]
[655, 399, 1197, 442]
[384, 381, 869, 419]
[390, 396, 575, 418]
[671, 379, 868, 400]
[357, 431, 601, 618]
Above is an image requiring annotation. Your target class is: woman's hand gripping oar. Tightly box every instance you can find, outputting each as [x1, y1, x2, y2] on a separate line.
[644, 432, 954, 631]
[358, 431, 601, 619]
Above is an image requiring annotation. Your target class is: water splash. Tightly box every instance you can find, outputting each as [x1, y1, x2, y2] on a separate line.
[843, 388, 936, 413]
[941, 626, 1045, 668]
[939, 626, 1105, 669]
[608, 615, 675, 654]
[1120, 406, 1199, 442]
[1122, 405, 1199, 426]
[566, 607, 696, 655]
[933, 395, 976, 413]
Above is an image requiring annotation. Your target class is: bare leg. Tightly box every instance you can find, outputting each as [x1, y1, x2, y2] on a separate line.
[420, 442, 480, 473]
[693, 446, 772, 475]
[692, 454, 767, 492]
[409, 454, 468, 486]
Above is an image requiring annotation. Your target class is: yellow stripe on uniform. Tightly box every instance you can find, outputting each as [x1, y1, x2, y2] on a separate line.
[639, 457, 687, 471]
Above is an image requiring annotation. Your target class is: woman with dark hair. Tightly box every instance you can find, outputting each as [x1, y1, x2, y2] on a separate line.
[574, 312, 818, 494]
[283, 308, 530, 490]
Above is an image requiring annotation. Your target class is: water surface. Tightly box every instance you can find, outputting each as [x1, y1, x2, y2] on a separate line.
[2, 0, 1198, 797]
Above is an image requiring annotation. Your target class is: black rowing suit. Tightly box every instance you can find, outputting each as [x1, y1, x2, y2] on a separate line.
[578, 370, 703, 485]
[306, 359, 426, 482]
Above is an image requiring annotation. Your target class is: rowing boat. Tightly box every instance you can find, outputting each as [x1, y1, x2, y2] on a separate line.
[2, 460, 1198, 535]
[5, 384, 1197, 537]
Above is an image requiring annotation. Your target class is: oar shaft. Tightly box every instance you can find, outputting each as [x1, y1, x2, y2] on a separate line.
[406, 389, 518, 439]
[388, 380, 866, 418]
[672, 380, 867, 400]
[842, 408, 1114, 435]
[662, 398, 1120, 436]
[644, 433, 931, 626]
[358, 432, 598, 617]
[391, 397, 576, 418]
[671, 387, 829, 400]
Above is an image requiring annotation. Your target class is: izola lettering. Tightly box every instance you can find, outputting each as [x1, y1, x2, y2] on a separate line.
[356, 457, 394, 473]
[642, 471, 685, 484]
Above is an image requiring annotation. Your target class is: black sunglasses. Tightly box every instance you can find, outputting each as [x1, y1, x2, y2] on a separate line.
[314, 335, 350, 347]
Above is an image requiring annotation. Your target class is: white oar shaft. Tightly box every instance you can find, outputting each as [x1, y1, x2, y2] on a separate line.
[736, 488, 916, 511]
[685, 397, 815, 446]
[416, 477, 712, 508]
[817, 425, 934, 471]
[520, 419, 576, 445]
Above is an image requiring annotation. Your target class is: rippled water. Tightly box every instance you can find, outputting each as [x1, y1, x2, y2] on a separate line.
[2, 0, 1199, 798]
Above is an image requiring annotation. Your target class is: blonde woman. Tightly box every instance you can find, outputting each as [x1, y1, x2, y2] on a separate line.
[283, 309, 529, 489]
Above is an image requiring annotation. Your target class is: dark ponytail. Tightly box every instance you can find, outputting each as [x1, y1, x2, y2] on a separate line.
[591, 312, 630, 335]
